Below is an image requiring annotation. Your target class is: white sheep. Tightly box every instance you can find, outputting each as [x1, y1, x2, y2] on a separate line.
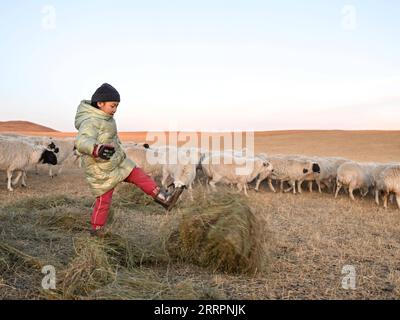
[7, 135, 59, 175]
[0, 135, 55, 184]
[0, 137, 58, 191]
[201, 153, 273, 196]
[374, 164, 400, 209]
[255, 154, 320, 194]
[161, 162, 198, 201]
[44, 138, 75, 177]
[297, 156, 348, 193]
[335, 162, 379, 200]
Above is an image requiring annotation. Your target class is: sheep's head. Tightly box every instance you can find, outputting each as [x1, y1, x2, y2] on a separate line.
[263, 161, 273, 171]
[312, 163, 321, 173]
[39, 150, 58, 165]
[47, 142, 59, 154]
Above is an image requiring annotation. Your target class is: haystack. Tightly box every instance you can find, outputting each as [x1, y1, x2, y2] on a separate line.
[162, 189, 271, 275]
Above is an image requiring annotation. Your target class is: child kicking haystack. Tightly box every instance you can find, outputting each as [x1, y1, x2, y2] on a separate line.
[74, 83, 184, 237]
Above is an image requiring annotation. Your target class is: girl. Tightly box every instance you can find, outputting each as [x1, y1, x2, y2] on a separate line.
[74, 83, 183, 237]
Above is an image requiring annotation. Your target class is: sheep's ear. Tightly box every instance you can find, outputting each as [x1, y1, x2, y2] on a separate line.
[263, 162, 267, 167]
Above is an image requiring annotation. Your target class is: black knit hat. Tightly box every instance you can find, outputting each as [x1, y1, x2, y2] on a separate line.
[91, 83, 120, 104]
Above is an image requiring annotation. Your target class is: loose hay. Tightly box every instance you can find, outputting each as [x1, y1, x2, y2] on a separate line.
[37, 208, 90, 232]
[3, 195, 92, 212]
[0, 241, 46, 271]
[162, 189, 272, 275]
[46, 236, 115, 299]
[90, 270, 202, 300]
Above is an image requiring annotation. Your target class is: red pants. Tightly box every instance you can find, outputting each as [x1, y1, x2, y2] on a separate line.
[91, 167, 158, 230]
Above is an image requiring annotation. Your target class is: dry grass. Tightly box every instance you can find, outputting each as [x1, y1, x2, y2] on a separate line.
[1, 130, 400, 299]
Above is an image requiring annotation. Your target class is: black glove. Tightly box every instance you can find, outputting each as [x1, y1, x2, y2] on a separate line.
[93, 144, 115, 160]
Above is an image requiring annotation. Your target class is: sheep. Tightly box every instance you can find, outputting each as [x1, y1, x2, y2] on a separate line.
[255, 154, 320, 194]
[3, 134, 59, 186]
[161, 161, 198, 201]
[44, 138, 75, 177]
[4, 135, 60, 176]
[375, 165, 400, 209]
[277, 157, 320, 194]
[297, 156, 348, 193]
[4, 135, 61, 184]
[0, 137, 58, 191]
[201, 153, 273, 196]
[0, 134, 56, 150]
[161, 148, 201, 185]
[335, 162, 378, 200]
[280, 154, 322, 193]
[151, 146, 204, 195]
[374, 164, 400, 208]
[151, 145, 210, 180]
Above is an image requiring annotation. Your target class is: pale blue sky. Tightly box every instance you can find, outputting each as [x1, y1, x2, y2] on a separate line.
[0, 1, 399, 131]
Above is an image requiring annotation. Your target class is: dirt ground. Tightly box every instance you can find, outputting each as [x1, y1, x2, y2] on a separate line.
[0, 130, 399, 299]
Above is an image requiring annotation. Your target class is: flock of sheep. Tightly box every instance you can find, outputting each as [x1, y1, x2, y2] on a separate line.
[0, 134, 399, 210]
[123, 143, 400, 210]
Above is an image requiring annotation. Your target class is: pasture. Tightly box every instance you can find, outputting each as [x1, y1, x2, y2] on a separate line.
[1, 130, 399, 299]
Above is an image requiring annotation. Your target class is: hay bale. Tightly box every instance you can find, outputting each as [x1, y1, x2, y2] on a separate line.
[162, 189, 271, 275]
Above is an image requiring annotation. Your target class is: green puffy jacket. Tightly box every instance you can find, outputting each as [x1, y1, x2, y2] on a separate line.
[74, 100, 136, 197]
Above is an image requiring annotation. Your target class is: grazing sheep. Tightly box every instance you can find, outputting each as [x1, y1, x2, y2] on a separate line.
[374, 164, 400, 209]
[161, 161, 198, 201]
[44, 138, 75, 177]
[5, 135, 60, 175]
[158, 147, 206, 200]
[298, 156, 348, 193]
[255, 154, 320, 194]
[0, 138, 58, 191]
[282, 155, 322, 193]
[335, 162, 378, 200]
[201, 153, 273, 196]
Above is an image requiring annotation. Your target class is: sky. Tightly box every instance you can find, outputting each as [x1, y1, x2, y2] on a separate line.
[0, 0, 399, 132]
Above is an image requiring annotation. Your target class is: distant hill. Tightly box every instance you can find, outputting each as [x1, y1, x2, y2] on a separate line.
[0, 121, 59, 132]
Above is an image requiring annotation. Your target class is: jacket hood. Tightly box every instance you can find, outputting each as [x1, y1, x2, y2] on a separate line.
[74, 100, 112, 130]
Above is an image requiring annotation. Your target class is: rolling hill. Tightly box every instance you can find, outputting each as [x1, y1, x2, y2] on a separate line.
[0, 121, 59, 132]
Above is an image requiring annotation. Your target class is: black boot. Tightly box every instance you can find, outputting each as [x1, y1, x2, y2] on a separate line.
[154, 186, 185, 211]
